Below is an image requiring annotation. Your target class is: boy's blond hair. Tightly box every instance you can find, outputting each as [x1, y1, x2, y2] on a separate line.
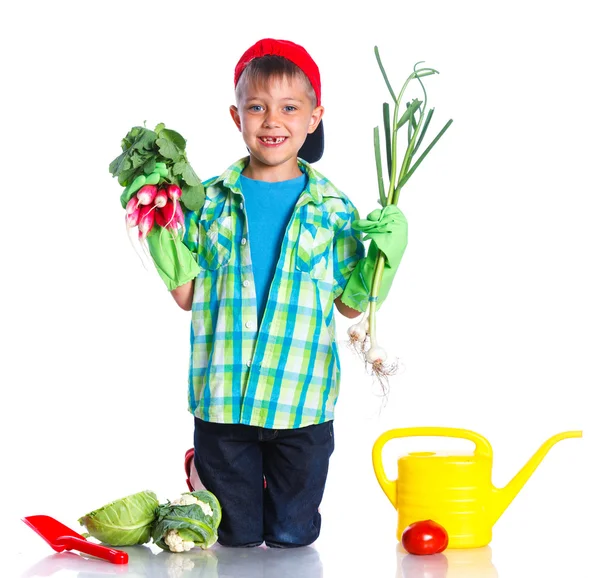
[235, 55, 317, 108]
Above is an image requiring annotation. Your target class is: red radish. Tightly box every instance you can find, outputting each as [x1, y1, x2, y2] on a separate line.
[137, 185, 158, 206]
[154, 188, 168, 208]
[126, 196, 139, 215]
[125, 207, 140, 229]
[138, 204, 156, 240]
[173, 199, 185, 227]
[155, 199, 177, 229]
[167, 184, 182, 201]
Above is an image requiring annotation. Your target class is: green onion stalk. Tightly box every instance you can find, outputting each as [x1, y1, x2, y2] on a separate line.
[351, 47, 453, 386]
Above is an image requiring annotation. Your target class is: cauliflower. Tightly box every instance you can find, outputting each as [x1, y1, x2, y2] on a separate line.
[172, 493, 213, 517]
[164, 529, 195, 553]
[153, 490, 221, 552]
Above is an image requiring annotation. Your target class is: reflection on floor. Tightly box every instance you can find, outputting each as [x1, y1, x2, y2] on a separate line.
[19, 542, 324, 578]
[396, 544, 498, 578]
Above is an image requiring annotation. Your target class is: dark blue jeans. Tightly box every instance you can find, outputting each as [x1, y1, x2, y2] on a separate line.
[193, 418, 335, 548]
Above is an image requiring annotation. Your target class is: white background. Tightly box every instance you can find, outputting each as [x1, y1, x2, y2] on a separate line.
[2, 1, 598, 577]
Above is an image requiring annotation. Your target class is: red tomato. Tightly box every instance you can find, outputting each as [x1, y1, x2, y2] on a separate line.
[401, 519, 449, 555]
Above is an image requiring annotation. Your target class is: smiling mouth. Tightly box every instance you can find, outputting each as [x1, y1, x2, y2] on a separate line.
[259, 136, 287, 144]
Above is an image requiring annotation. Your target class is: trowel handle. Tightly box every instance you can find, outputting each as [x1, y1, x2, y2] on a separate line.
[372, 427, 494, 508]
[62, 536, 128, 564]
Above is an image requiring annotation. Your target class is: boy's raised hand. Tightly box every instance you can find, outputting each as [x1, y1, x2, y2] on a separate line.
[341, 205, 408, 312]
[146, 227, 201, 291]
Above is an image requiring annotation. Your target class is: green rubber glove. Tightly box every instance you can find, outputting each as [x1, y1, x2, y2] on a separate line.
[340, 204, 408, 312]
[146, 226, 201, 291]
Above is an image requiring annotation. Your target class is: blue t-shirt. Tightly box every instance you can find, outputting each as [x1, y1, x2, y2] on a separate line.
[240, 173, 307, 324]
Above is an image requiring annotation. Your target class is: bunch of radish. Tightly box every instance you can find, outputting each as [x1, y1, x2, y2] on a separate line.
[125, 183, 184, 241]
[110, 122, 205, 269]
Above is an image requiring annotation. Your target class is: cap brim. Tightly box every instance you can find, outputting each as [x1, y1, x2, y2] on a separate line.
[298, 120, 324, 163]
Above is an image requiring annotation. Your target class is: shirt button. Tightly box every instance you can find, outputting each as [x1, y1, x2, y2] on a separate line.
[241, 238, 247, 245]
[246, 360, 251, 367]
[245, 320, 255, 329]
[240, 202, 244, 210]
[243, 280, 250, 288]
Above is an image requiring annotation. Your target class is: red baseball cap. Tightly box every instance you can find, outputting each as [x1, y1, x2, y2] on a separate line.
[234, 38, 324, 163]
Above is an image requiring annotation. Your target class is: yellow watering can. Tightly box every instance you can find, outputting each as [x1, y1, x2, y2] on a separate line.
[372, 427, 582, 548]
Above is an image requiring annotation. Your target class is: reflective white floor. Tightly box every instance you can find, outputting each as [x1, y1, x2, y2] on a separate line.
[8, 537, 598, 578]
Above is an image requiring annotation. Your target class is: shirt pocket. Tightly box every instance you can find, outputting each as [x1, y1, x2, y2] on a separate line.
[295, 224, 334, 280]
[198, 216, 233, 270]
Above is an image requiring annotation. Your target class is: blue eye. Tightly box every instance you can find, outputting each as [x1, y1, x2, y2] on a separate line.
[249, 105, 264, 112]
[284, 105, 297, 112]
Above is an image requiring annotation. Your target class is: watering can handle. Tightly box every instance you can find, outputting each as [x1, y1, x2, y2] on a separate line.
[372, 427, 494, 508]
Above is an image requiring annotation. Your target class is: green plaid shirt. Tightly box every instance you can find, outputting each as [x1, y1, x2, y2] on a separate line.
[182, 157, 364, 429]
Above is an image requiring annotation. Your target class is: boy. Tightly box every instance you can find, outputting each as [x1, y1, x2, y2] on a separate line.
[146, 38, 407, 548]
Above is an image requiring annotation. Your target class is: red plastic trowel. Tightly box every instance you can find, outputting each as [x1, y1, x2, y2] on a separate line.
[22, 515, 128, 564]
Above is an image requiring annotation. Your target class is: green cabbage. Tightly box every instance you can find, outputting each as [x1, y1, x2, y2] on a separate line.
[78, 490, 159, 546]
[152, 490, 222, 551]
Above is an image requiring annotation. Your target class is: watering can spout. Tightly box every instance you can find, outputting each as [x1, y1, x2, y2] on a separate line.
[490, 430, 582, 524]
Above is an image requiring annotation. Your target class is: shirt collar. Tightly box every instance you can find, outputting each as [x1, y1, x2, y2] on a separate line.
[207, 157, 343, 205]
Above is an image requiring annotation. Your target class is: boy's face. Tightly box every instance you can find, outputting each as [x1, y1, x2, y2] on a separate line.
[230, 74, 324, 178]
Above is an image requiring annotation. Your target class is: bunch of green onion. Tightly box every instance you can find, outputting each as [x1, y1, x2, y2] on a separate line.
[347, 46, 453, 389]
